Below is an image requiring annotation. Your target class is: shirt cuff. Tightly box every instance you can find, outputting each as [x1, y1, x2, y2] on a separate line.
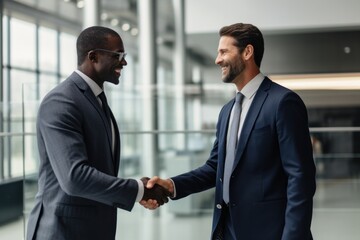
[169, 178, 177, 198]
[136, 179, 144, 202]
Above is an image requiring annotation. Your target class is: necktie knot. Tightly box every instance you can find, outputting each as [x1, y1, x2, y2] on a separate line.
[236, 92, 244, 104]
[98, 92, 108, 106]
[98, 92, 111, 124]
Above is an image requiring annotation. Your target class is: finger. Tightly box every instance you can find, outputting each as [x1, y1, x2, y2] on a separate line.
[141, 200, 158, 209]
[149, 204, 159, 210]
[147, 202, 159, 209]
[164, 188, 172, 197]
[154, 195, 164, 206]
[141, 199, 155, 205]
[139, 200, 149, 208]
[160, 191, 169, 203]
[148, 199, 157, 206]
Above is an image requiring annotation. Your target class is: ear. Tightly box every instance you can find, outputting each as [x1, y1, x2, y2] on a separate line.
[242, 44, 254, 61]
[88, 50, 97, 62]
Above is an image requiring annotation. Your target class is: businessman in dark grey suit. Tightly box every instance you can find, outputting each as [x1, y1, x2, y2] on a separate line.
[144, 23, 316, 239]
[26, 26, 169, 240]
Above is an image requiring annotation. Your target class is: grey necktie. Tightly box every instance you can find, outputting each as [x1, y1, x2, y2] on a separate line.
[223, 92, 244, 203]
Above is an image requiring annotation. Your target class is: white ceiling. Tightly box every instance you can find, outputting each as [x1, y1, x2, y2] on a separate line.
[185, 0, 360, 34]
[184, 0, 360, 61]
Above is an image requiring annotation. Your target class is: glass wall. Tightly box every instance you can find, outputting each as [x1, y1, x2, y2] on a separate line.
[1, 14, 77, 180]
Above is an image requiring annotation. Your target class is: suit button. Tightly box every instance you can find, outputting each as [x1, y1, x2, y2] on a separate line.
[216, 204, 222, 209]
[219, 178, 222, 182]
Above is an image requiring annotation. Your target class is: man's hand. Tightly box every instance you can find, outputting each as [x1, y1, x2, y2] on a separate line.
[140, 177, 171, 207]
[145, 176, 174, 196]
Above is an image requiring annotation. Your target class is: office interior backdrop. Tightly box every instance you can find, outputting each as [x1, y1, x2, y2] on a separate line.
[0, 0, 360, 239]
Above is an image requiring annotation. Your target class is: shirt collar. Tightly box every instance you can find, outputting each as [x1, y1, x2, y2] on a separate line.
[75, 70, 103, 97]
[238, 73, 265, 99]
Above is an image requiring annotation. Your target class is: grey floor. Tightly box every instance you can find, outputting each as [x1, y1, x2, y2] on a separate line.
[1, 178, 360, 240]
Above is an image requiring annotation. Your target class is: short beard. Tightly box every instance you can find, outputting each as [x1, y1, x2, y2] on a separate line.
[223, 70, 237, 83]
[222, 57, 245, 83]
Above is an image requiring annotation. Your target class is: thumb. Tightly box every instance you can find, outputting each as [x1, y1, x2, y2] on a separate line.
[146, 176, 160, 188]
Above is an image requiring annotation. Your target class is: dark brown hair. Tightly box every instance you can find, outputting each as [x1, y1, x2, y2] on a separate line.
[219, 23, 264, 68]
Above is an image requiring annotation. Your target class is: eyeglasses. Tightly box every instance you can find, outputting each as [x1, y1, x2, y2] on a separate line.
[91, 48, 127, 61]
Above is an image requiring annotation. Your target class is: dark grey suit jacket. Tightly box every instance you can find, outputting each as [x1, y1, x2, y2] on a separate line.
[172, 77, 316, 240]
[26, 72, 138, 240]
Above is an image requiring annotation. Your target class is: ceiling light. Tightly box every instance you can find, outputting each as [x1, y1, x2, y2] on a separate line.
[271, 73, 360, 90]
[122, 23, 131, 32]
[101, 13, 108, 21]
[130, 28, 139, 36]
[110, 19, 119, 26]
[77, 0, 85, 8]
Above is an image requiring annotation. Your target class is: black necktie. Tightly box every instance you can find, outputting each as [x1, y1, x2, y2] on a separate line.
[223, 92, 244, 203]
[99, 92, 116, 159]
[98, 92, 112, 128]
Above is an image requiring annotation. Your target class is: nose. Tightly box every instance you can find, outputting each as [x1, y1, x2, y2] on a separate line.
[215, 53, 222, 65]
[120, 58, 127, 66]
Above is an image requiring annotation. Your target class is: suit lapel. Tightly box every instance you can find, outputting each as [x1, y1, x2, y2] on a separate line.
[72, 73, 116, 168]
[83, 88, 113, 151]
[233, 78, 271, 169]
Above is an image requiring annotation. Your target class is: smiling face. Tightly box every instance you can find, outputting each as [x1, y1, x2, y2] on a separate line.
[215, 36, 245, 84]
[92, 35, 127, 86]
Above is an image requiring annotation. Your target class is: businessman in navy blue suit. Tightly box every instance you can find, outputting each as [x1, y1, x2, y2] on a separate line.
[26, 26, 169, 240]
[144, 23, 316, 239]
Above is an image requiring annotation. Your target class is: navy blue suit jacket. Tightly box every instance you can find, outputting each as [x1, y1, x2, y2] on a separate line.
[27, 72, 138, 240]
[172, 77, 316, 240]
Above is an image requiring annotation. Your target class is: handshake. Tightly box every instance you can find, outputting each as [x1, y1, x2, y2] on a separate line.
[140, 176, 174, 209]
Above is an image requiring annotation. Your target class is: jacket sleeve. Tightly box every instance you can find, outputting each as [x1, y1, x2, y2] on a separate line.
[276, 92, 316, 240]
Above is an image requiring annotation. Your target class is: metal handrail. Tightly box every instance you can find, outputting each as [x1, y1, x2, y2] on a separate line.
[1, 126, 360, 137]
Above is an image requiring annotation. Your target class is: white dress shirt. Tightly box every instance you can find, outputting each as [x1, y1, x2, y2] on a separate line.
[227, 73, 265, 143]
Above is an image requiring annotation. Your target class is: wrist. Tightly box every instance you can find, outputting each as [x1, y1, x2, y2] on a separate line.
[167, 178, 175, 197]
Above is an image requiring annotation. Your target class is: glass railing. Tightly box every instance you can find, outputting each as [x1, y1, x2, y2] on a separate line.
[17, 129, 360, 240]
